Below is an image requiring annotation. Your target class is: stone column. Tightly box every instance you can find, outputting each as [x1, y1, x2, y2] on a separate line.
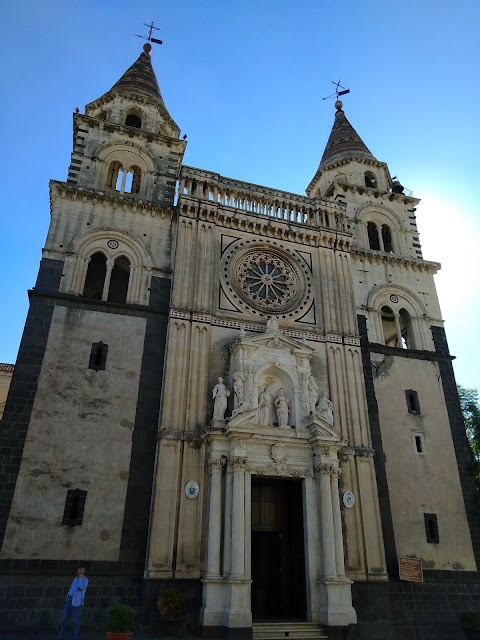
[330, 467, 346, 578]
[394, 314, 403, 348]
[205, 456, 225, 577]
[101, 260, 114, 301]
[317, 464, 336, 579]
[230, 456, 247, 578]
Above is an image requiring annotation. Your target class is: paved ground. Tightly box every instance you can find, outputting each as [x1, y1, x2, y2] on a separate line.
[1, 633, 187, 640]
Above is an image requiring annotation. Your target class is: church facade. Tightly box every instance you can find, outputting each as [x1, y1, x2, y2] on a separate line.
[0, 44, 479, 639]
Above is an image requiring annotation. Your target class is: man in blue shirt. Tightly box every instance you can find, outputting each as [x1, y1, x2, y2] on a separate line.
[59, 567, 89, 640]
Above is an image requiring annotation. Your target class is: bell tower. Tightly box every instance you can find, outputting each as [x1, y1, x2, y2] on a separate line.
[0, 43, 184, 581]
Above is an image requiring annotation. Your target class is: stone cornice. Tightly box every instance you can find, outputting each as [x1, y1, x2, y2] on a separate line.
[351, 246, 440, 274]
[84, 91, 181, 136]
[178, 196, 351, 250]
[169, 309, 361, 346]
[73, 113, 185, 150]
[325, 180, 420, 205]
[307, 156, 391, 195]
[49, 180, 177, 220]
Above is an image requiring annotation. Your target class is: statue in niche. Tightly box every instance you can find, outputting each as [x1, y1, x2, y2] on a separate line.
[315, 391, 334, 426]
[258, 384, 274, 426]
[233, 371, 245, 405]
[300, 373, 310, 416]
[212, 377, 230, 421]
[266, 316, 279, 332]
[274, 388, 290, 428]
[308, 375, 319, 414]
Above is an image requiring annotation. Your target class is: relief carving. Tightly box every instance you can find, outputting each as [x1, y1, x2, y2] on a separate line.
[270, 444, 287, 464]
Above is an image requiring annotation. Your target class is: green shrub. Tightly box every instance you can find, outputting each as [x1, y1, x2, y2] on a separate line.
[106, 603, 136, 632]
[460, 610, 480, 630]
[157, 587, 186, 620]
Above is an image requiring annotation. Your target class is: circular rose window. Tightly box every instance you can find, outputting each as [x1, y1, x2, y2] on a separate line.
[227, 245, 307, 314]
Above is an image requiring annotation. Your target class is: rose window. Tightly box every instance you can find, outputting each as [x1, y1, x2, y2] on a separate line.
[227, 246, 306, 314]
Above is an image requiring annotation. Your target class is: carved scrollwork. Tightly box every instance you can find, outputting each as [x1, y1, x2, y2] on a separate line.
[208, 455, 226, 471]
[247, 463, 312, 478]
[314, 463, 334, 476]
[231, 456, 248, 470]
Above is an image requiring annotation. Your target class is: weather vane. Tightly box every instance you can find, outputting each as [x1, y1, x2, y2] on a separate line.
[322, 79, 350, 101]
[134, 21, 163, 46]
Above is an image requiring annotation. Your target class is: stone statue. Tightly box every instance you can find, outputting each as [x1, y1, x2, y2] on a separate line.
[308, 375, 319, 414]
[233, 371, 245, 405]
[300, 373, 310, 417]
[212, 377, 230, 421]
[266, 316, 279, 333]
[315, 391, 334, 425]
[231, 399, 250, 419]
[274, 388, 290, 428]
[258, 385, 273, 426]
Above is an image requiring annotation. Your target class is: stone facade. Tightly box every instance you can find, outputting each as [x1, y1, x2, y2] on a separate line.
[0, 364, 13, 420]
[0, 47, 478, 639]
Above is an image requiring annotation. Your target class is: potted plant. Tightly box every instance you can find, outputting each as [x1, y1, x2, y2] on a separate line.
[460, 611, 480, 640]
[157, 587, 185, 620]
[106, 603, 136, 640]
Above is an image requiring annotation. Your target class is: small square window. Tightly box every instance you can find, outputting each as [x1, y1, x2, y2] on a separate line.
[89, 341, 108, 371]
[424, 513, 439, 544]
[405, 389, 420, 415]
[62, 489, 87, 527]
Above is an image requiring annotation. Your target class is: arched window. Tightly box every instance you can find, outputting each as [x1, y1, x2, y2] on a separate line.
[108, 256, 130, 303]
[106, 161, 122, 190]
[364, 172, 377, 188]
[106, 162, 142, 195]
[381, 306, 397, 347]
[399, 308, 412, 349]
[83, 252, 107, 300]
[367, 222, 381, 250]
[382, 224, 393, 252]
[125, 109, 142, 129]
[130, 166, 142, 194]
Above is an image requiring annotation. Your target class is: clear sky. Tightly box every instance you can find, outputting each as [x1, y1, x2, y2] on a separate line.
[1, 0, 479, 390]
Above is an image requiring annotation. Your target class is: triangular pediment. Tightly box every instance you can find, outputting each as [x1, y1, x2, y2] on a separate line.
[303, 414, 343, 442]
[231, 329, 314, 356]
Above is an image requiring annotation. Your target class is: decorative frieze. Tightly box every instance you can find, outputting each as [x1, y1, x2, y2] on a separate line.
[247, 463, 312, 478]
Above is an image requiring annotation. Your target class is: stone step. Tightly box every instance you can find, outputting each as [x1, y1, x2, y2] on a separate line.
[252, 621, 328, 640]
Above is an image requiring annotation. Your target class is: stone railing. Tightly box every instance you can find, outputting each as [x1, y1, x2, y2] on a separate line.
[179, 166, 346, 231]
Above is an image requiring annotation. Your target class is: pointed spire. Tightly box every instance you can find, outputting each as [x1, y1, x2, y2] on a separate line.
[107, 44, 167, 107]
[319, 100, 375, 167]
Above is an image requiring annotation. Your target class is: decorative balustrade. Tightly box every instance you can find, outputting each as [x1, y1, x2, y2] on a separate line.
[178, 166, 346, 231]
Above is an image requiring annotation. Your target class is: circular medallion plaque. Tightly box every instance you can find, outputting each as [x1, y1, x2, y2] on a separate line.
[185, 481, 200, 500]
[107, 239, 119, 249]
[343, 491, 355, 509]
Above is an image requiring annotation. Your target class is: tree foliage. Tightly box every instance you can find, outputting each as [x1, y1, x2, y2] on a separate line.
[458, 385, 480, 484]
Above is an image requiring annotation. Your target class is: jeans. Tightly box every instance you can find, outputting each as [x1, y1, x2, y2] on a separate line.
[59, 597, 82, 640]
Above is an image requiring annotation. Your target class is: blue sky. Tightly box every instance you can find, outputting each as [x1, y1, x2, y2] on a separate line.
[1, 0, 479, 390]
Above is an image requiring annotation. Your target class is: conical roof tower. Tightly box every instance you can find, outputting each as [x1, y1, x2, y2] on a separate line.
[319, 101, 375, 167]
[307, 100, 389, 198]
[85, 43, 180, 137]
